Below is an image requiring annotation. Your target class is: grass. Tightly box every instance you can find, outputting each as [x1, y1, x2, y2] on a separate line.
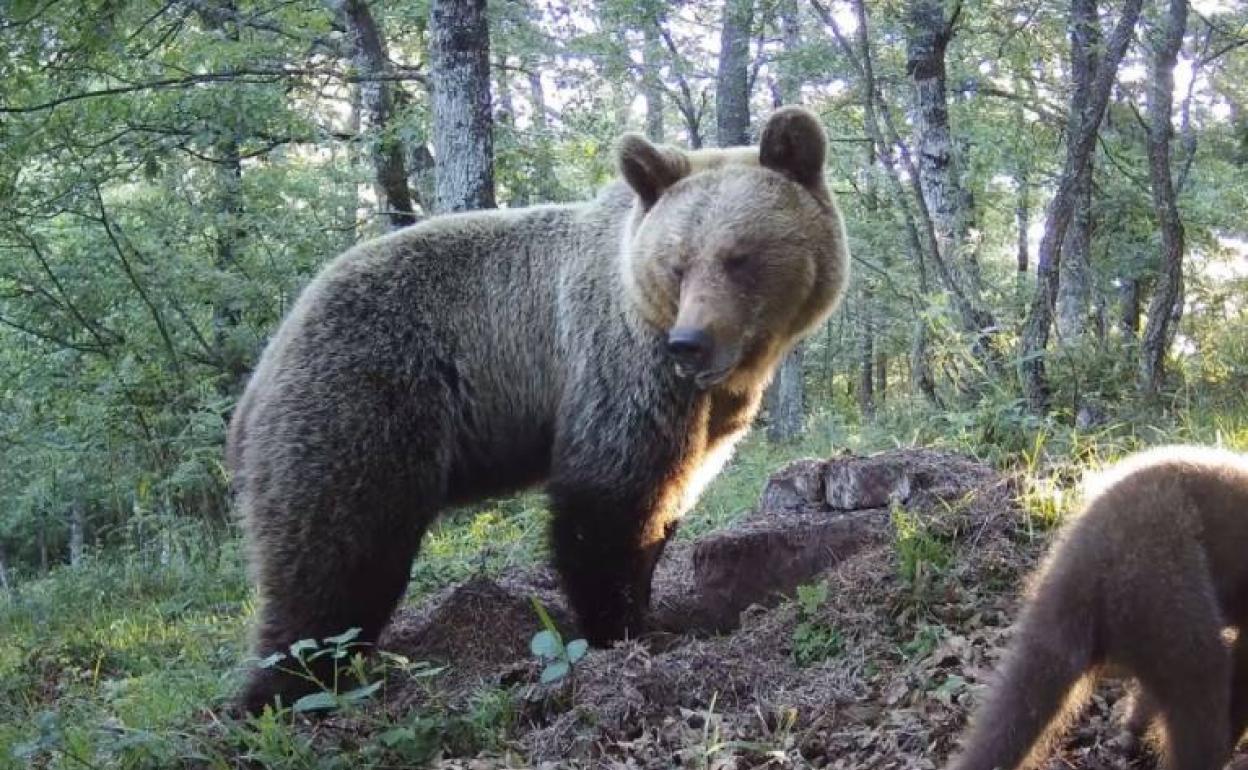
[8, 389, 1248, 767]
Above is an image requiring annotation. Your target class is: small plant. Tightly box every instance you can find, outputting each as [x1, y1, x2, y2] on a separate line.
[791, 581, 843, 667]
[899, 623, 943, 660]
[892, 505, 952, 588]
[529, 598, 587, 684]
[255, 627, 381, 714]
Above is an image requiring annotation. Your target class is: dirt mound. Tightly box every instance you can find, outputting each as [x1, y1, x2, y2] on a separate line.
[368, 448, 1219, 768]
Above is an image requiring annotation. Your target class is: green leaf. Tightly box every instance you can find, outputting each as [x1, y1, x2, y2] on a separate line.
[340, 680, 382, 704]
[379, 727, 415, 747]
[934, 674, 967, 702]
[565, 638, 588, 663]
[540, 660, 570, 684]
[291, 691, 340, 713]
[530, 630, 561, 659]
[288, 638, 319, 659]
[257, 652, 286, 669]
[323, 627, 362, 646]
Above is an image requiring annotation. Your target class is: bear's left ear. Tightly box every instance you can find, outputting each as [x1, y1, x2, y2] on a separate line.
[617, 133, 691, 211]
[759, 107, 828, 198]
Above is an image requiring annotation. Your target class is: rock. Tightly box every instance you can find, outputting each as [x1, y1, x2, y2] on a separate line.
[690, 509, 888, 631]
[824, 455, 912, 510]
[758, 458, 827, 513]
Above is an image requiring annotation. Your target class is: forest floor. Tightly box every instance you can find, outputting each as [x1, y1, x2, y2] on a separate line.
[5, 404, 1248, 769]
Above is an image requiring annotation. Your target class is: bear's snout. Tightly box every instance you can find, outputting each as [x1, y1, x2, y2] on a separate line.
[667, 327, 712, 375]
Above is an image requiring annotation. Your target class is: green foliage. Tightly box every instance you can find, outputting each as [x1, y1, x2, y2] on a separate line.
[790, 581, 843, 667]
[891, 505, 952, 590]
[529, 598, 588, 685]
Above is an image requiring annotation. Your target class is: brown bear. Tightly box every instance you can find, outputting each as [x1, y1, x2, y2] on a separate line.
[945, 445, 1248, 770]
[227, 106, 849, 714]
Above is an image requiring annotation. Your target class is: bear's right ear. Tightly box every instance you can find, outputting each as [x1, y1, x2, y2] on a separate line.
[617, 133, 690, 210]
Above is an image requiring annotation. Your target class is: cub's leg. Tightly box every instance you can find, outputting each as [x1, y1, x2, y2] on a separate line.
[1124, 577, 1230, 770]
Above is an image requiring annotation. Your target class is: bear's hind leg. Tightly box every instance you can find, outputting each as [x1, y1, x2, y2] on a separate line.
[237, 435, 448, 715]
[240, 513, 429, 715]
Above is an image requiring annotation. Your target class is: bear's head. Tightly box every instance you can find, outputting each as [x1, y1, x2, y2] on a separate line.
[617, 106, 848, 391]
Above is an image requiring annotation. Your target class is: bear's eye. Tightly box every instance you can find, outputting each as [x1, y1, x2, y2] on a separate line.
[671, 264, 686, 280]
[723, 254, 749, 271]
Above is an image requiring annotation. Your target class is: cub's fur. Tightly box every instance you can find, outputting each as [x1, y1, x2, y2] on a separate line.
[228, 107, 849, 713]
[947, 445, 1248, 770]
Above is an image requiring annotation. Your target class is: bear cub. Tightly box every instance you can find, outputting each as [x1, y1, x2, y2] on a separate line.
[946, 445, 1248, 770]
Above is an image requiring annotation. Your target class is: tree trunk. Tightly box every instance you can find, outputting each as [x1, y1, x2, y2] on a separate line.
[1056, 161, 1094, 342]
[329, 0, 417, 228]
[715, 0, 753, 146]
[910, 320, 939, 404]
[494, 57, 528, 208]
[197, 0, 248, 394]
[642, 25, 665, 142]
[858, 300, 876, 417]
[906, 0, 998, 374]
[430, 0, 495, 213]
[875, 353, 888, 403]
[777, 0, 802, 105]
[826, 0, 939, 403]
[527, 65, 559, 202]
[1015, 165, 1031, 308]
[69, 502, 85, 568]
[1055, 2, 1100, 346]
[1120, 278, 1141, 341]
[1020, 0, 1143, 412]
[761, 0, 809, 439]
[1138, 0, 1188, 396]
[0, 546, 9, 592]
[767, 345, 806, 442]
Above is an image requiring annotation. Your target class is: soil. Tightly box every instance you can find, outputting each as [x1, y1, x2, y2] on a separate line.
[335, 448, 1242, 768]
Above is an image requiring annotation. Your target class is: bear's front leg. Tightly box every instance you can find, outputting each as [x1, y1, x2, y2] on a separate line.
[547, 481, 679, 646]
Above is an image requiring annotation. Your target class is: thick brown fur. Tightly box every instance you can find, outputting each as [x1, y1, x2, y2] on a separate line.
[227, 107, 849, 714]
[947, 445, 1248, 770]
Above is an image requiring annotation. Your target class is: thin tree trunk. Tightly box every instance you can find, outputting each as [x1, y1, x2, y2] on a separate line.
[1015, 165, 1031, 312]
[858, 300, 876, 416]
[762, 0, 808, 439]
[1015, 202, 1030, 277]
[715, 0, 753, 147]
[767, 345, 806, 442]
[1056, 4, 1100, 346]
[906, 0, 998, 376]
[527, 65, 558, 202]
[777, 0, 802, 105]
[1113, 277, 1140, 344]
[1056, 161, 1094, 342]
[196, 0, 248, 393]
[69, 502, 85, 568]
[430, 0, 495, 213]
[1139, 0, 1188, 396]
[1020, 0, 1143, 412]
[642, 25, 665, 142]
[329, 0, 416, 228]
[38, 523, 47, 574]
[0, 546, 9, 592]
[875, 353, 888, 403]
[821, 0, 985, 359]
[495, 57, 528, 208]
[837, 0, 941, 402]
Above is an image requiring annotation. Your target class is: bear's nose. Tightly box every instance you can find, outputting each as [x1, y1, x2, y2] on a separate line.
[667, 328, 711, 370]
